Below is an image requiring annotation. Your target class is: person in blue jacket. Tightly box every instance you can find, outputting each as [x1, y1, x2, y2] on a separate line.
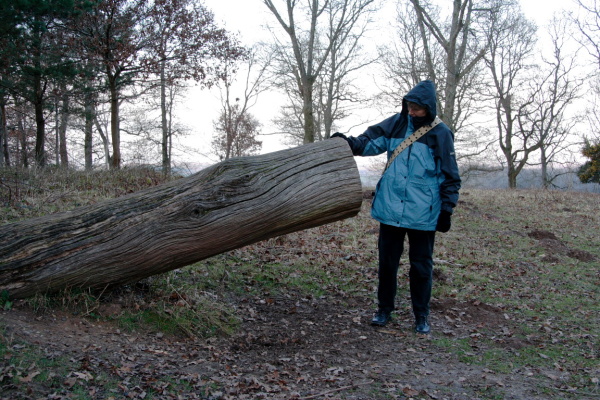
[332, 80, 461, 334]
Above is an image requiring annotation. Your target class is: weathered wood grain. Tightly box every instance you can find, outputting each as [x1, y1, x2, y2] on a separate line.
[0, 139, 363, 299]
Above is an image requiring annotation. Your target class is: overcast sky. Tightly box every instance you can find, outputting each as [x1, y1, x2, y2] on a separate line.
[176, 0, 575, 165]
[201, 0, 570, 42]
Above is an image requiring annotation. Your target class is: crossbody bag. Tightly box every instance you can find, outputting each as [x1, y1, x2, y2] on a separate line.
[383, 116, 442, 172]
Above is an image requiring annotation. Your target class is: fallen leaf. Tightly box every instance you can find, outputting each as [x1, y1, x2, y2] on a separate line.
[63, 377, 77, 388]
[18, 371, 40, 383]
[402, 386, 419, 396]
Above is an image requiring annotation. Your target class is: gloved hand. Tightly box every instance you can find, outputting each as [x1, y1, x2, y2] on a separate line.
[436, 210, 452, 233]
[331, 132, 358, 154]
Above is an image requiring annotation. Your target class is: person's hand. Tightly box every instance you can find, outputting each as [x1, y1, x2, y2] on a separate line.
[436, 210, 452, 233]
[331, 132, 348, 140]
[331, 132, 357, 154]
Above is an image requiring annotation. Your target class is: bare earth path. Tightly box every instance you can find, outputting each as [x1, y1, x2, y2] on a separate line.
[1, 291, 560, 400]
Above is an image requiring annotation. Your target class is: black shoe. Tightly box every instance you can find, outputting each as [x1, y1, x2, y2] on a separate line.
[415, 315, 430, 334]
[371, 310, 391, 326]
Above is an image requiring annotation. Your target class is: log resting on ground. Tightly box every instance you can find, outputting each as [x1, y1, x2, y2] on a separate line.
[0, 139, 363, 299]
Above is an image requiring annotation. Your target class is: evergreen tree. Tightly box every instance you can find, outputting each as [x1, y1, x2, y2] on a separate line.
[0, 0, 85, 166]
[578, 140, 600, 184]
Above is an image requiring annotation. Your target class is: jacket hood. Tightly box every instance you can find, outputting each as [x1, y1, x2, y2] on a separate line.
[402, 80, 438, 125]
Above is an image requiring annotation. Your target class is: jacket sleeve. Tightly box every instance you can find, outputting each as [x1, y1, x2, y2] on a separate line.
[346, 114, 402, 156]
[434, 129, 461, 213]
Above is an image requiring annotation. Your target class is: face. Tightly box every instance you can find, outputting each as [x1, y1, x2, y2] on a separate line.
[407, 102, 427, 117]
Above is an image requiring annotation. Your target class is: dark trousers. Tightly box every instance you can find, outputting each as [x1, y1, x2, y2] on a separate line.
[377, 223, 436, 317]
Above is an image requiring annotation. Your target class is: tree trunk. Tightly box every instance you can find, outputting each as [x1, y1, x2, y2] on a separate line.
[303, 83, 315, 144]
[0, 100, 9, 167]
[34, 78, 46, 167]
[94, 115, 111, 167]
[17, 110, 28, 169]
[84, 92, 94, 170]
[540, 146, 549, 189]
[508, 165, 517, 189]
[0, 139, 363, 299]
[160, 60, 171, 175]
[108, 74, 121, 169]
[58, 91, 70, 168]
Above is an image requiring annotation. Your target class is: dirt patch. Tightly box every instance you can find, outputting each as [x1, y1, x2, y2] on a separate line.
[527, 230, 559, 241]
[433, 298, 506, 328]
[528, 230, 596, 262]
[1, 290, 552, 400]
[457, 199, 502, 221]
[566, 248, 596, 262]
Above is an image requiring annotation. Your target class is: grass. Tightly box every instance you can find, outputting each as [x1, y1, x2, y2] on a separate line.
[1, 168, 599, 398]
[0, 290, 12, 311]
[424, 189, 599, 396]
[0, 326, 115, 399]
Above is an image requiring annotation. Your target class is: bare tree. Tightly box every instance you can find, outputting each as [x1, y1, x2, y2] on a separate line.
[377, 2, 434, 107]
[272, 99, 305, 147]
[408, 0, 489, 132]
[263, 0, 376, 144]
[212, 48, 269, 160]
[573, 0, 600, 68]
[379, 0, 493, 167]
[93, 102, 112, 168]
[212, 104, 262, 160]
[572, 0, 600, 142]
[521, 17, 581, 188]
[320, 1, 376, 139]
[483, 2, 540, 188]
[147, 0, 244, 175]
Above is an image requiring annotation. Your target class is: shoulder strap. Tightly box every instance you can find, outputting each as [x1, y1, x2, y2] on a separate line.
[384, 116, 442, 172]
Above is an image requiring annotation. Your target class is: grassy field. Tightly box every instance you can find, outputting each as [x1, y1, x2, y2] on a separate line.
[0, 167, 598, 399]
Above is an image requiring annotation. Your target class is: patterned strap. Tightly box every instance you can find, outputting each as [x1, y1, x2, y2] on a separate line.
[384, 116, 442, 172]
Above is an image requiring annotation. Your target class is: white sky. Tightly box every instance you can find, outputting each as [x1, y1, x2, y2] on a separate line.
[176, 0, 575, 166]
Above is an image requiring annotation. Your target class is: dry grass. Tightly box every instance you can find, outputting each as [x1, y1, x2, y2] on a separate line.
[0, 166, 173, 224]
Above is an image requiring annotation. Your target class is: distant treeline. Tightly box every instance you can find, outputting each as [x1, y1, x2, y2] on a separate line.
[358, 167, 599, 193]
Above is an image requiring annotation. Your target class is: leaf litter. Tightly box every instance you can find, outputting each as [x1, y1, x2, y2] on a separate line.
[1, 189, 599, 399]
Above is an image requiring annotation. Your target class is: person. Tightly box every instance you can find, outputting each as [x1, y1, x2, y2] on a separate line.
[332, 80, 461, 334]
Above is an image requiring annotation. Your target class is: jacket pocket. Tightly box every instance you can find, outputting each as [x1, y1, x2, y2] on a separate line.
[404, 181, 435, 228]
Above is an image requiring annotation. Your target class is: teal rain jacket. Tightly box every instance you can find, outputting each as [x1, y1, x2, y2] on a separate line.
[346, 80, 461, 231]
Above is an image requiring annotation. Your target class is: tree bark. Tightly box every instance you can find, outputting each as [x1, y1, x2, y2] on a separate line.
[108, 74, 121, 169]
[58, 91, 70, 168]
[0, 100, 9, 167]
[17, 109, 28, 169]
[84, 92, 94, 170]
[160, 60, 170, 175]
[0, 139, 363, 299]
[34, 75, 46, 167]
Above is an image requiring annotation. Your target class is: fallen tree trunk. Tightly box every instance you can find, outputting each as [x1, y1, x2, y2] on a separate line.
[0, 139, 363, 299]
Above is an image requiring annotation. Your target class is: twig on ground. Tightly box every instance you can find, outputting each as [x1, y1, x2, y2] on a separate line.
[433, 258, 463, 267]
[299, 380, 375, 400]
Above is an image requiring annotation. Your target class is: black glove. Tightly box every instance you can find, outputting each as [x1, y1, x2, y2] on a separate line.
[436, 210, 452, 233]
[331, 132, 358, 154]
[331, 132, 348, 140]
